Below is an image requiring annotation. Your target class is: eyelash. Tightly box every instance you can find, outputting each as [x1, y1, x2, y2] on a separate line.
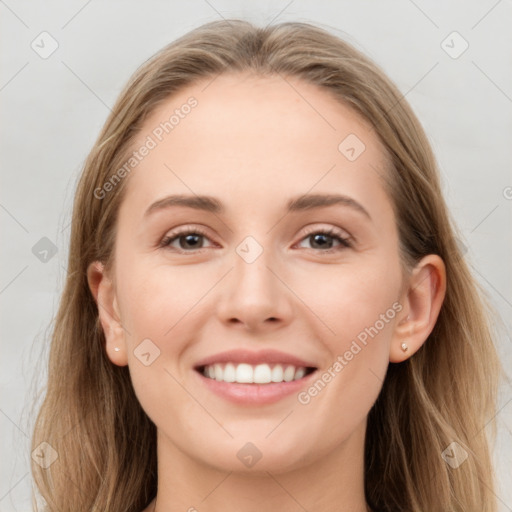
[158, 225, 352, 255]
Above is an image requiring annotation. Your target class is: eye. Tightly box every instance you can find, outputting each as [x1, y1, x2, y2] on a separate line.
[159, 226, 216, 253]
[159, 225, 352, 254]
[296, 227, 352, 252]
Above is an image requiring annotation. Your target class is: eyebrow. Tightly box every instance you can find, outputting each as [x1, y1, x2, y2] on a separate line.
[143, 193, 371, 220]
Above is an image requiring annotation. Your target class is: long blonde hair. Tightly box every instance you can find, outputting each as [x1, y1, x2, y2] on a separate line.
[31, 19, 504, 511]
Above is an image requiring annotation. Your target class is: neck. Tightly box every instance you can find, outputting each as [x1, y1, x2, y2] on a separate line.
[148, 421, 369, 512]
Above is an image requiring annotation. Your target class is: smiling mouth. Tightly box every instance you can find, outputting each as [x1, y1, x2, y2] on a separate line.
[195, 362, 317, 384]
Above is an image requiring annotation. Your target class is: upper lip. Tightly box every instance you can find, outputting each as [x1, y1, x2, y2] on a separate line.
[194, 349, 318, 369]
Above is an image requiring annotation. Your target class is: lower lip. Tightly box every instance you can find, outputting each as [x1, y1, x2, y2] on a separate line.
[194, 369, 318, 405]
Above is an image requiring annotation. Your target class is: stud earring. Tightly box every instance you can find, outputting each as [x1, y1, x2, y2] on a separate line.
[401, 343, 409, 352]
[114, 347, 121, 352]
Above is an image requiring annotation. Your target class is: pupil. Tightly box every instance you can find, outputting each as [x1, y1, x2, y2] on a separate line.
[181, 234, 201, 249]
[311, 233, 332, 249]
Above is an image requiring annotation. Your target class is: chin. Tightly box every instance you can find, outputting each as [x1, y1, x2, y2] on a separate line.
[188, 434, 316, 475]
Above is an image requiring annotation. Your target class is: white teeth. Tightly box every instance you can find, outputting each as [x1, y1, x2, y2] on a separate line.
[283, 365, 295, 382]
[253, 364, 272, 384]
[271, 365, 284, 382]
[223, 362, 236, 382]
[294, 367, 306, 379]
[214, 364, 223, 381]
[236, 363, 253, 383]
[201, 363, 311, 384]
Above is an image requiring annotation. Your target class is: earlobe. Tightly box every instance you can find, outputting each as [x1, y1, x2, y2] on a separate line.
[390, 254, 446, 363]
[87, 261, 128, 366]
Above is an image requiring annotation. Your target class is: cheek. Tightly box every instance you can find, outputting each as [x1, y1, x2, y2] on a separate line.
[293, 256, 402, 344]
[115, 261, 202, 423]
[117, 257, 209, 338]
[295, 266, 400, 432]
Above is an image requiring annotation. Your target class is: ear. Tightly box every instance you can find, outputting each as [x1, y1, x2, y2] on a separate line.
[390, 254, 446, 363]
[87, 261, 128, 366]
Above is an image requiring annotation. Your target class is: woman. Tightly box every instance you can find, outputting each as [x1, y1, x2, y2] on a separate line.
[31, 19, 504, 512]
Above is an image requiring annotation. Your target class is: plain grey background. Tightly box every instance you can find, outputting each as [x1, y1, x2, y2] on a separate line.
[1, 1, 511, 510]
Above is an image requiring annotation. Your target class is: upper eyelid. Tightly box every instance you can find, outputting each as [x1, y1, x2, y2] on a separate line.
[300, 224, 351, 240]
[163, 224, 350, 239]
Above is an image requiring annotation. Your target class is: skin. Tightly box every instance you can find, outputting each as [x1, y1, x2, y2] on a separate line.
[87, 72, 446, 512]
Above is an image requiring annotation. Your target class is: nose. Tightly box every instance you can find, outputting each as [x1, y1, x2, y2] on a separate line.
[215, 246, 294, 332]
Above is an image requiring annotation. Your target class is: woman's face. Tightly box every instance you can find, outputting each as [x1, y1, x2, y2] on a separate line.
[94, 73, 409, 472]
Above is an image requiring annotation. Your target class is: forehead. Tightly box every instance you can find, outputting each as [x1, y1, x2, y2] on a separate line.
[119, 72, 391, 218]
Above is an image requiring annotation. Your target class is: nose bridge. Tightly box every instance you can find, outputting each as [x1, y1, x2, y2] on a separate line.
[216, 236, 292, 329]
